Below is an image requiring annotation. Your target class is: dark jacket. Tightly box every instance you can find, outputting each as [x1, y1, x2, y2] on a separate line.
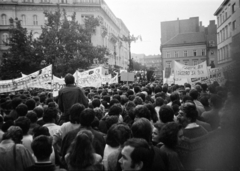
[58, 85, 88, 120]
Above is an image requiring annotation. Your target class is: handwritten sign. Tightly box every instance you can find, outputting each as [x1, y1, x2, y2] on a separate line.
[174, 61, 208, 78]
[209, 68, 226, 85]
[0, 65, 52, 93]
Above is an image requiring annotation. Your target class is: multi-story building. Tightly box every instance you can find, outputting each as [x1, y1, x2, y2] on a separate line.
[214, 0, 240, 77]
[0, 0, 130, 70]
[160, 17, 217, 72]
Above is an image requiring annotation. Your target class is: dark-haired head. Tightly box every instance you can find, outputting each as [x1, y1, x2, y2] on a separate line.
[106, 123, 132, 148]
[159, 105, 174, 123]
[80, 108, 95, 127]
[159, 122, 182, 148]
[43, 107, 58, 123]
[16, 104, 28, 117]
[65, 73, 75, 85]
[134, 105, 151, 121]
[69, 103, 85, 124]
[131, 118, 152, 143]
[26, 99, 36, 110]
[15, 117, 31, 135]
[68, 130, 95, 169]
[108, 104, 122, 116]
[31, 135, 52, 161]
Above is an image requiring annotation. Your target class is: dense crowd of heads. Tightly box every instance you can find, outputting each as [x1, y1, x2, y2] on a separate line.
[0, 78, 239, 171]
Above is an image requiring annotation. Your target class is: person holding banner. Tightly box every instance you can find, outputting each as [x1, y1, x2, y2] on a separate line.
[58, 74, 88, 124]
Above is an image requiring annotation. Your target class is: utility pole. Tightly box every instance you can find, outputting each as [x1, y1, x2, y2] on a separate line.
[119, 34, 142, 72]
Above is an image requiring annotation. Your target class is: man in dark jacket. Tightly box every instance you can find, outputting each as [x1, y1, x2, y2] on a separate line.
[58, 73, 88, 123]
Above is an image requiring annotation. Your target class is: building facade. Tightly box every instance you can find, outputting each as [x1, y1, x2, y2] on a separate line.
[160, 17, 217, 72]
[143, 54, 161, 69]
[214, 0, 240, 73]
[0, 0, 130, 70]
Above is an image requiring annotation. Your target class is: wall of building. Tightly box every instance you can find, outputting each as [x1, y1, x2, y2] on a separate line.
[162, 44, 207, 69]
[161, 17, 200, 44]
[215, 0, 234, 67]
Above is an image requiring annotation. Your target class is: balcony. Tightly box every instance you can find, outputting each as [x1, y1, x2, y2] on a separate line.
[0, 25, 11, 31]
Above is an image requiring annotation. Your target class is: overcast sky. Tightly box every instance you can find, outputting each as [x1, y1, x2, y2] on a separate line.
[104, 0, 223, 55]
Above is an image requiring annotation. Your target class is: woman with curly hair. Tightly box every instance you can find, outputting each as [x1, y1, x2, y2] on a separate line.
[65, 129, 103, 171]
[159, 122, 184, 170]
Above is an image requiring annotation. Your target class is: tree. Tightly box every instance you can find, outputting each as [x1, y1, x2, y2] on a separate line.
[0, 18, 42, 80]
[35, 5, 108, 77]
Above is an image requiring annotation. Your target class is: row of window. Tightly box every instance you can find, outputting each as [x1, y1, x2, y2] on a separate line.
[217, 44, 231, 62]
[22, 0, 67, 3]
[165, 59, 205, 68]
[217, 2, 237, 27]
[165, 49, 206, 58]
[217, 23, 231, 43]
[1, 14, 38, 25]
[217, 20, 237, 44]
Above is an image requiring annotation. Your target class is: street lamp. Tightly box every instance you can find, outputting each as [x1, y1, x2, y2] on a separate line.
[119, 34, 142, 72]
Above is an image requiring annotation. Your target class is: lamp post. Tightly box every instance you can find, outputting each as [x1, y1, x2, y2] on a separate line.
[119, 34, 142, 72]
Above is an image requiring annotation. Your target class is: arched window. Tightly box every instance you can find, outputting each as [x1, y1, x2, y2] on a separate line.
[1, 14, 7, 25]
[21, 15, 26, 25]
[2, 33, 9, 44]
[33, 15, 38, 25]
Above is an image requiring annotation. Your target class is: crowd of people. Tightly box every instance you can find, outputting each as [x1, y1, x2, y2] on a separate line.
[0, 73, 239, 171]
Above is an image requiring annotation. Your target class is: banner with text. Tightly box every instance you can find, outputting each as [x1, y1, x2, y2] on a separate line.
[0, 65, 52, 93]
[52, 76, 65, 97]
[75, 67, 103, 88]
[174, 61, 208, 78]
[209, 67, 226, 85]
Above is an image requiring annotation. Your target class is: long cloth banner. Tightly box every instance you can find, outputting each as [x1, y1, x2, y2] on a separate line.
[0, 66, 118, 94]
[0, 65, 52, 93]
[174, 61, 208, 78]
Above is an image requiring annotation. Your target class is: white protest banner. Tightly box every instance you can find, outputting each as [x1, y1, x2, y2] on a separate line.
[102, 74, 112, 84]
[209, 67, 226, 85]
[163, 70, 188, 86]
[0, 65, 52, 93]
[52, 76, 65, 97]
[75, 68, 102, 88]
[174, 61, 208, 78]
[77, 67, 102, 78]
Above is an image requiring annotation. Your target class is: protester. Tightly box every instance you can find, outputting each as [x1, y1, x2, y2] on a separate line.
[118, 138, 152, 171]
[0, 126, 35, 171]
[27, 135, 66, 171]
[177, 102, 208, 139]
[58, 73, 88, 123]
[65, 130, 103, 171]
[159, 122, 184, 170]
[0, 69, 239, 171]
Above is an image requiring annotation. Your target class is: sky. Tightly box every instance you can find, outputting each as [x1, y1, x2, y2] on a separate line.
[104, 0, 223, 55]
